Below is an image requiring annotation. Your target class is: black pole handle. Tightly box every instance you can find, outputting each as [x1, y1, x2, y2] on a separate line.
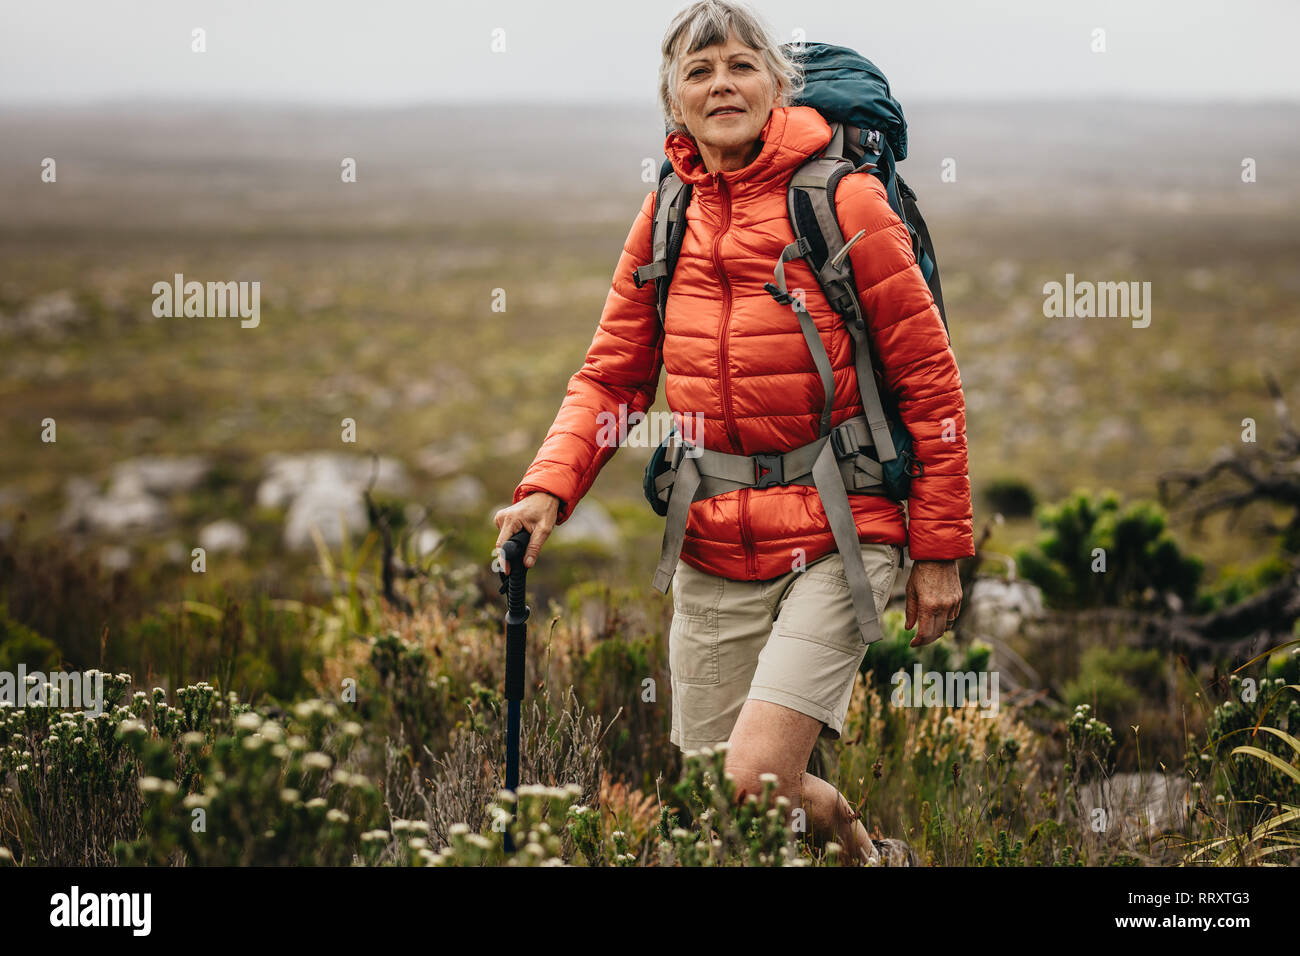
[499, 529, 531, 703]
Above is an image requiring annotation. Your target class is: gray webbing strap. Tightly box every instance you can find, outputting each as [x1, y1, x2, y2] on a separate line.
[652, 446, 701, 594]
[840, 296, 897, 462]
[825, 122, 846, 163]
[650, 414, 888, 603]
[784, 134, 898, 460]
[652, 436, 885, 645]
[797, 310, 835, 437]
[633, 261, 667, 285]
[791, 160, 847, 263]
[768, 236, 810, 304]
[633, 175, 687, 306]
[809, 439, 886, 645]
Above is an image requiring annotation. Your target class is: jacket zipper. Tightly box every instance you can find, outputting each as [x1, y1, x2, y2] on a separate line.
[710, 173, 755, 578]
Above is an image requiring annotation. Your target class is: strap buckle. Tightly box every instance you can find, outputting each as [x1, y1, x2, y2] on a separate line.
[763, 282, 794, 306]
[668, 436, 689, 471]
[830, 422, 858, 460]
[753, 452, 785, 488]
[632, 260, 667, 290]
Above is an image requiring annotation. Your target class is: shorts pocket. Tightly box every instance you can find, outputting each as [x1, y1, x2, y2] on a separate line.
[778, 543, 899, 650]
[669, 607, 719, 685]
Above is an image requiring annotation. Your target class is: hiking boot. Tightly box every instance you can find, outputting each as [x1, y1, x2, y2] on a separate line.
[871, 838, 918, 867]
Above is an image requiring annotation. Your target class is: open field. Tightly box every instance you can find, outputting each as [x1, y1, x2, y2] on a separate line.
[1, 100, 1298, 867]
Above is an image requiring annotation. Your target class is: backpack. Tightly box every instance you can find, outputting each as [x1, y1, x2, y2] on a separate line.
[635, 42, 950, 517]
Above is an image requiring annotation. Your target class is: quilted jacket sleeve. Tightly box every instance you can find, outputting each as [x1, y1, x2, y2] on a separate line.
[510, 190, 665, 525]
[833, 172, 974, 560]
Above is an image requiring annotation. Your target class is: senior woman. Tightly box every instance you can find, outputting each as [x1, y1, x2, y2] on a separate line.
[493, 0, 971, 866]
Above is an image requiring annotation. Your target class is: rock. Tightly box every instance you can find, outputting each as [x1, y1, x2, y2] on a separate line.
[256, 452, 410, 510]
[415, 434, 476, 478]
[1078, 772, 1189, 843]
[63, 476, 99, 506]
[964, 576, 1045, 643]
[415, 528, 444, 557]
[198, 519, 249, 555]
[256, 452, 411, 552]
[99, 545, 132, 572]
[550, 499, 620, 551]
[284, 483, 366, 551]
[59, 456, 210, 536]
[111, 455, 209, 496]
[61, 474, 169, 536]
[0, 290, 88, 340]
[433, 475, 486, 515]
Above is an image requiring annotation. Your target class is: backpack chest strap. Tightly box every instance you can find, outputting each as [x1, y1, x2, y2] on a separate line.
[650, 414, 889, 645]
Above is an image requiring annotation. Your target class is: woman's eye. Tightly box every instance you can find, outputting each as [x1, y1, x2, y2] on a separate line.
[689, 68, 707, 77]
[735, 62, 754, 70]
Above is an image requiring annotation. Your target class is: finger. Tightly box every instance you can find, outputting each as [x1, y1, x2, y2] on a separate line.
[911, 625, 941, 648]
[904, 580, 918, 631]
[494, 519, 519, 573]
[524, 523, 552, 568]
[911, 607, 944, 646]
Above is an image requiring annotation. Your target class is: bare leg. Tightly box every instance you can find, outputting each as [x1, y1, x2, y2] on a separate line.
[725, 699, 879, 865]
[798, 771, 878, 863]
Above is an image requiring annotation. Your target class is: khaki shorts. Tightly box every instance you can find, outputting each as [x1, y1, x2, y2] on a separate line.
[668, 542, 902, 752]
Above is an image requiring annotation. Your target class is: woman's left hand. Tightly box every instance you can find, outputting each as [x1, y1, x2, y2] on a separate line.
[904, 559, 963, 647]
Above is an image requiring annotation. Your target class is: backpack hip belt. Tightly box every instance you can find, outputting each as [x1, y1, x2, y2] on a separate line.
[650, 412, 892, 646]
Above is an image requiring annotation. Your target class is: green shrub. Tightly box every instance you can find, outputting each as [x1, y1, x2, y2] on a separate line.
[1187, 674, 1300, 830]
[0, 603, 60, 673]
[1063, 644, 1165, 718]
[1015, 489, 1203, 610]
[983, 477, 1037, 519]
[0, 672, 404, 866]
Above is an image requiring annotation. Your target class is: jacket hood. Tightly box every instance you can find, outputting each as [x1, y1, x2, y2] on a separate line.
[664, 105, 833, 193]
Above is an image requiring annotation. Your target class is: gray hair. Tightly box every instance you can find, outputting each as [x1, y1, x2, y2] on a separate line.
[658, 0, 804, 136]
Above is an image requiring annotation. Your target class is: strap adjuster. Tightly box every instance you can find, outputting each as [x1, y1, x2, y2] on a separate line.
[753, 452, 785, 488]
[668, 437, 689, 471]
[632, 260, 667, 290]
[830, 423, 858, 459]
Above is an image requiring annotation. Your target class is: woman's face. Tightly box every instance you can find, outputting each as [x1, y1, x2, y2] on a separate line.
[669, 31, 781, 171]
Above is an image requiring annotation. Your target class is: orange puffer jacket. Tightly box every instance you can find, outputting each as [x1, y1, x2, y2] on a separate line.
[512, 105, 973, 577]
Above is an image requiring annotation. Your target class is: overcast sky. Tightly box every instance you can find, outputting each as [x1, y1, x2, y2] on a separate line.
[2, 0, 1298, 106]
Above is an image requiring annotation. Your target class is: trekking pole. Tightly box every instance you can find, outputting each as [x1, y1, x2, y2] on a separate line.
[496, 528, 532, 854]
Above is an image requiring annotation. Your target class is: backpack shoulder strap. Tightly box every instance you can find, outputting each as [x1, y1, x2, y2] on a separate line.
[765, 122, 899, 462]
[632, 169, 691, 332]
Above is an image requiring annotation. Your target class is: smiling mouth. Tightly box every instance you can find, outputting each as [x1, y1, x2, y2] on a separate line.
[709, 107, 744, 117]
